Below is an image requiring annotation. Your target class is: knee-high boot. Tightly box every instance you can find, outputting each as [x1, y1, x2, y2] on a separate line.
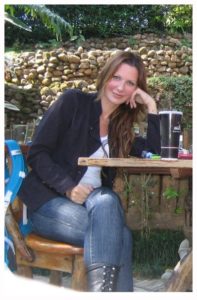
[87, 263, 119, 292]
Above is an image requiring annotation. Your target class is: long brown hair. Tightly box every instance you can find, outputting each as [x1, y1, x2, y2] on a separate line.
[96, 51, 147, 157]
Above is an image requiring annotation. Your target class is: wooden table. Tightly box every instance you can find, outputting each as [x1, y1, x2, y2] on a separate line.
[78, 156, 192, 291]
[78, 157, 192, 178]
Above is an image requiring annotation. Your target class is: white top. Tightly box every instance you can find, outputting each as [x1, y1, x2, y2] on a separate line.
[79, 136, 109, 188]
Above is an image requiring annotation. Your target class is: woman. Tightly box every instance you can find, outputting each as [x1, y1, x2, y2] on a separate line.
[18, 51, 160, 292]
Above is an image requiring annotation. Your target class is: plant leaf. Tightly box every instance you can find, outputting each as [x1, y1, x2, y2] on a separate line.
[4, 12, 32, 32]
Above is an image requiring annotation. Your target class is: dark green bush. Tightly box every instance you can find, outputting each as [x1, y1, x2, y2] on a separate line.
[5, 5, 192, 47]
[132, 229, 185, 278]
[148, 76, 192, 129]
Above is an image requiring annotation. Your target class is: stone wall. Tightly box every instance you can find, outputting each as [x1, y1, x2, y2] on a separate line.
[5, 33, 192, 126]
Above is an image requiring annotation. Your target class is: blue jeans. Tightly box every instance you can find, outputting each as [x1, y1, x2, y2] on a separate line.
[29, 187, 133, 291]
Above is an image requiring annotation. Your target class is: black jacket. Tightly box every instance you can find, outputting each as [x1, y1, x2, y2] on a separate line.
[18, 89, 161, 213]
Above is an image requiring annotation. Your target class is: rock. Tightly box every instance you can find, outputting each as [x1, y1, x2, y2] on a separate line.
[179, 66, 189, 74]
[147, 50, 156, 57]
[51, 77, 62, 82]
[35, 59, 43, 64]
[157, 50, 165, 56]
[60, 82, 68, 90]
[45, 71, 53, 78]
[88, 84, 96, 91]
[74, 80, 88, 89]
[67, 54, 80, 64]
[77, 46, 84, 53]
[63, 69, 72, 75]
[28, 72, 37, 80]
[14, 67, 23, 76]
[178, 239, 190, 260]
[37, 66, 45, 74]
[158, 66, 166, 72]
[40, 87, 51, 96]
[79, 62, 90, 69]
[53, 70, 63, 77]
[160, 61, 168, 66]
[139, 47, 148, 55]
[23, 84, 33, 90]
[169, 37, 181, 46]
[150, 58, 158, 65]
[97, 56, 105, 64]
[58, 53, 68, 62]
[46, 95, 53, 103]
[49, 57, 58, 64]
[42, 78, 51, 86]
[40, 100, 49, 107]
[84, 69, 92, 75]
[161, 269, 174, 282]
[48, 63, 57, 68]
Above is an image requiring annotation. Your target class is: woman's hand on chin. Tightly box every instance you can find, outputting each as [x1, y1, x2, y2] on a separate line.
[126, 87, 157, 114]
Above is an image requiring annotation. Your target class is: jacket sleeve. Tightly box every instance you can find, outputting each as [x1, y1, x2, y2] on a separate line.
[27, 90, 77, 195]
[130, 114, 161, 157]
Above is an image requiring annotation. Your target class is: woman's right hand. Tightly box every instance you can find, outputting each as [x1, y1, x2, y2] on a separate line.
[65, 183, 94, 204]
[127, 87, 157, 114]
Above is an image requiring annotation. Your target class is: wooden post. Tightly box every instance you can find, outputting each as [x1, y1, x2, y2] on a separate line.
[71, 255, 87, 291]
[49, 270, 62, 286]
[16, 265, 33, 278]
[183, 128, 192, 150]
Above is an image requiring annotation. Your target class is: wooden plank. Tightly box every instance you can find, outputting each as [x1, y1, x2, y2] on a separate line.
[16, 250, 73, 273]
[170, 168, 192, 178]
[78, 157, 192, 169]
[25, 234, 84, 255]
[126, 167, 171, 175]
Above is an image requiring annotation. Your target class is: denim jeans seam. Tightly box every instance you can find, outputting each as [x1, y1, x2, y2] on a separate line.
[32, 212, 87, 236]
[89, 211, 94, 264]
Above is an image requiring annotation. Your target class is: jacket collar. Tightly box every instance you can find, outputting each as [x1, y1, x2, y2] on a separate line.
[89, 94, 102, 126]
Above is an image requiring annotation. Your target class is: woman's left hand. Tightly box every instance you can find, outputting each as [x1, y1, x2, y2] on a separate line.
[126, 87, 157, 114]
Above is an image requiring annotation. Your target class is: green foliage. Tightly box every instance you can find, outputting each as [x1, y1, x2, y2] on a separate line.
[52, 5, 192, 38]
[5, 4, 73, 44]
[163, 187, 186, 215]
[5, 5, 192, 47]
[163, 187, 179, 200]
[174, 207, 184, 214]
[25, 5, 73, 41]
[179, 37, 192, 49]
[70, 31, 86, 47]
[128, 36, 136, 47]
[34, 39, 62, 50]
[165, 5, 192, 34]
[4, 11, 32, 32]
[148, 76, 192, 129]
[132, 229, 185, 278]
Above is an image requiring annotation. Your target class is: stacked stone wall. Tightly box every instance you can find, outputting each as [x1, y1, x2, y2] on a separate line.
[5, 34, 192, 126]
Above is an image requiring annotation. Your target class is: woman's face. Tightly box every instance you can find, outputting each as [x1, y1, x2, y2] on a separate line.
[103, 63, 138, 106]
